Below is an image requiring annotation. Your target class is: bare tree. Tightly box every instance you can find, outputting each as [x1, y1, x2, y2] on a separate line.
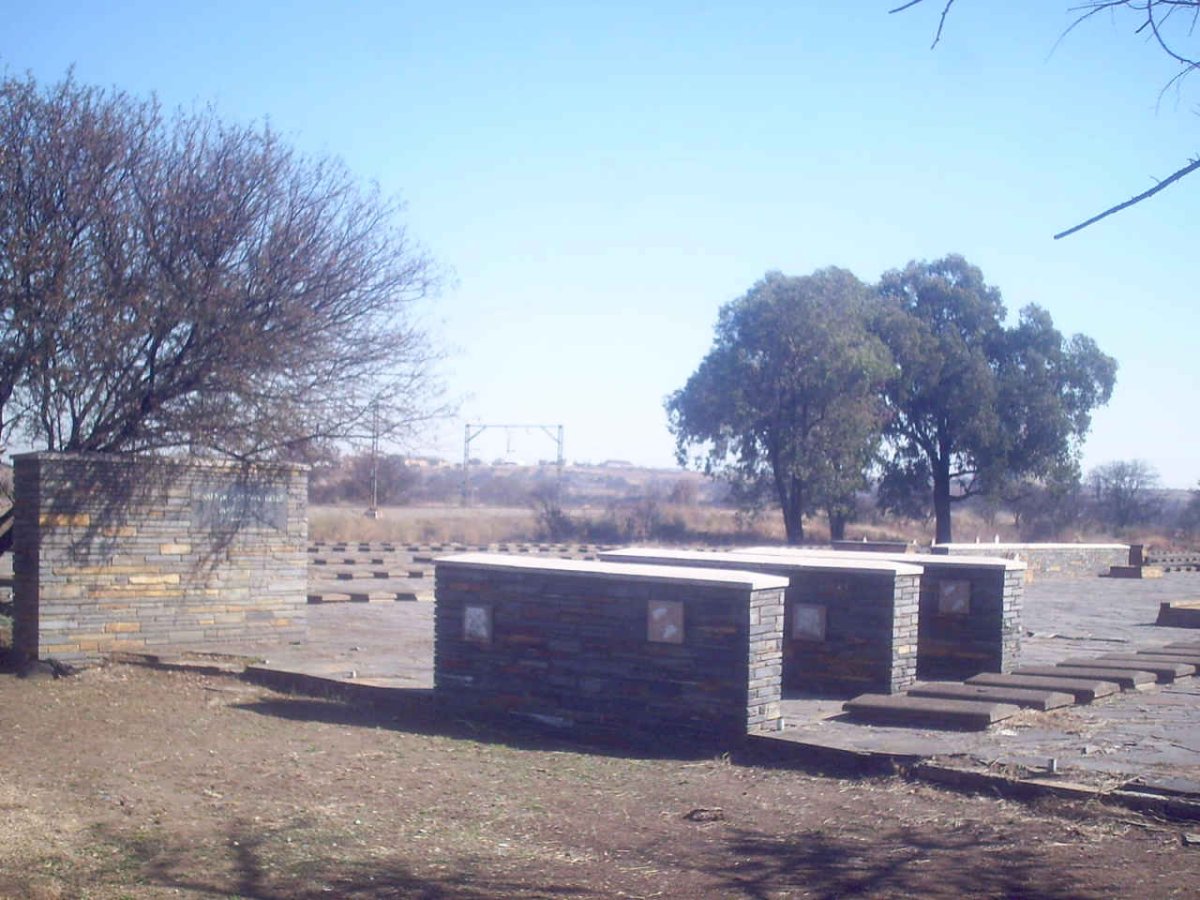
[0, 71, 444, 462]
[891, 1, 1200, 237]
[1088, 459, 1162, 529]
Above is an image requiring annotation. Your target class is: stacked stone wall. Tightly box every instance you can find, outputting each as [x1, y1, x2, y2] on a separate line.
[13, 452, 307, 663]
[782, 570, 920, 696]
[914, 562, 1023, 679]
[599, 549, 920, 697]
[934, 542, 1128, 579]
[434, 557, 785, 746]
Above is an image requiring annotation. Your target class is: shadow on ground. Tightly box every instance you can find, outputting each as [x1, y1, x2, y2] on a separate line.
[233, 693, 728, 762]
[49, 814, 1108, 899]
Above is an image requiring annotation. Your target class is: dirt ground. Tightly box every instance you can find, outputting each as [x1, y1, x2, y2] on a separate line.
[2, 664, 1200, 899]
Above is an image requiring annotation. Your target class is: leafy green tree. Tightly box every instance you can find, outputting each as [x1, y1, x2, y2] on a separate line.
[666, 268, 891, 543]
[874, 254, 1116, 544]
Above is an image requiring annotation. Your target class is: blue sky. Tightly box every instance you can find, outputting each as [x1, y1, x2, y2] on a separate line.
[3, 2, 1197, 486]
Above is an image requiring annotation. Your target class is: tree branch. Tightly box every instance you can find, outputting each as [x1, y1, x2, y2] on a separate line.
[1053, 154, 1200, 238]
[894, 0, 1200, 236]
[889, 0, 957, 48]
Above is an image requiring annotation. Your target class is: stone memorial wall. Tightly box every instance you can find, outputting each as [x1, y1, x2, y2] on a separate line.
[434, 554, 788, 746]
[739, 546, 1024, 681]
[933, 542, 1129, 579]
[902, 554, 1024, 679]
[600, 548, 921, 696]
[13, 452, 307, 663]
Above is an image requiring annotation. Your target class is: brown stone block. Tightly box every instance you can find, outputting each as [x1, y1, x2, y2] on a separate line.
[45, 586, 86, 600]
[39, 513, 91, 527]
[103, 622, 141, 633]
[100, 526, 139, 537]
[159, 543, 192, 554]
[129, 573, 181, 585]
[90, 587, 184, 599]
[102, 638, 149, 651]
[57, 565, 145, 576]
[43, 643, 81, 654]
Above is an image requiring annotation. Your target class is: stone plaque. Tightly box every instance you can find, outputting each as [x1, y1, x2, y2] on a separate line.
[647, 599, 684, 644]
[191, 481, 288, 532]
[463, 604, 493, 643]
[791, 603, 827, 641]
[938, 580, 972, 615]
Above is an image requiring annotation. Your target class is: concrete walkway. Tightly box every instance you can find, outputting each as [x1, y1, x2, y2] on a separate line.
[776, 574, 1200, 788]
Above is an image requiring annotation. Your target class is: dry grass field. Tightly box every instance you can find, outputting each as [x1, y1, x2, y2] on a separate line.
[308, 503, 792, 546]
[308, 502, 1019, 548]
[309, 505, 542, 545]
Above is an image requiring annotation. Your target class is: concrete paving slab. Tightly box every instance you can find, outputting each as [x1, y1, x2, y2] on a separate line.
[1017, 665, 1156, 690]
[906, 682, 1075, 711]
[1068, 656, 1194, 682]
[1129, 652, 1200, 666]
[843, 694, 1021, 730]
[966, 672, 1119, 703]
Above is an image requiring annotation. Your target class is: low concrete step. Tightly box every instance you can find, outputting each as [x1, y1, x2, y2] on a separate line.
[1015, 665, 1155, 690]
[307, 592, 352, 604]
[1109, 565, 1163, 579]
[1132, 650, 1200, 666]
[348, 591, 398, 603]
[842, 694, 1021, 731]
[1162, 641, 1200, 652]
[1156, 602, 1200, 628]
[966, 673, 1119, 703]
[1082, 656, 1195, 682]
[906, 682, 1075, 711]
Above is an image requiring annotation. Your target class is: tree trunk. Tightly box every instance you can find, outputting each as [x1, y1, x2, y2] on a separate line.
[782, 485, 805, 545]
[828, 508, 847, 541]
[932, 454, 953, 544]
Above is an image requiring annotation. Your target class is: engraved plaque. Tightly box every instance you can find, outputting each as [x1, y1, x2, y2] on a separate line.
[791, 603, 827, 641]
[647, 599, 684, 644]
[191, 481, 287, 532]
[938, 580, 971, 615]
[463, 604, 492, 643]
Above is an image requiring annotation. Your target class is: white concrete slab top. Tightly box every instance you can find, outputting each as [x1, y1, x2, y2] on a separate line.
[934, 542, 1128, 552]
[737, 545, 1026, 572]
[434, 552, 790, 592]
[601, 546, 924, 577]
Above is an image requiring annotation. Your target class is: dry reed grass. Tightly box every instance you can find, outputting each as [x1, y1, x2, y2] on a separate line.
[309, 505, 537, 545]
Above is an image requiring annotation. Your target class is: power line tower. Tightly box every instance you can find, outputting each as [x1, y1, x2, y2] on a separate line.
[366, 400, 381, 518]
[461, 423, 564, 507]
